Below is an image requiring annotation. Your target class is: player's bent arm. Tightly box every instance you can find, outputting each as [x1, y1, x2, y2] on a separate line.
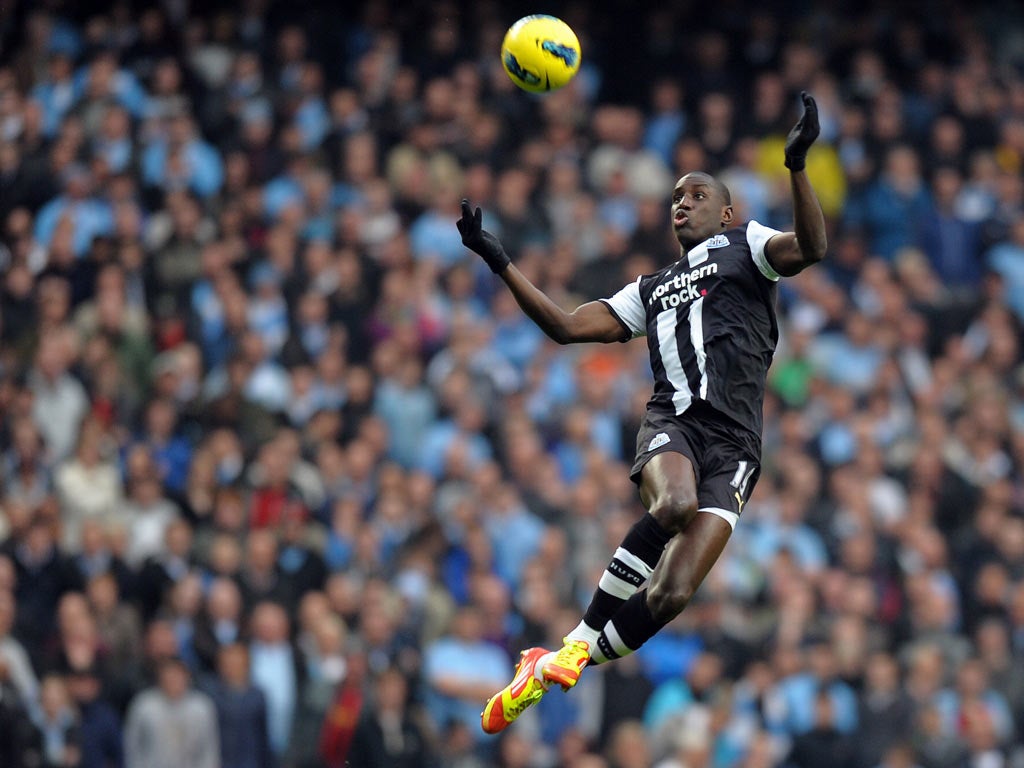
[501, 264, 627, 344]
[765, 170, 828, 277]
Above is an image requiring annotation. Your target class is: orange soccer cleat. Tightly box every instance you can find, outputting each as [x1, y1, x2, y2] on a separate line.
[481, 647, 551, 734]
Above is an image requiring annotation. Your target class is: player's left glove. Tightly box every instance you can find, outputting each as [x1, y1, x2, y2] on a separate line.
[784, 91, 820, 172]
[457, 199, 511, 274]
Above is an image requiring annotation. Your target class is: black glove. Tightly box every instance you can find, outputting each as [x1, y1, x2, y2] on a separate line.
[457, 199, 511, 274]
[784, 91, 820, 172]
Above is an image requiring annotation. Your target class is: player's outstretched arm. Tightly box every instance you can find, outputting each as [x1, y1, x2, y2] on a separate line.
[765, 91, 828, 277]
[457, 200, 626, 344]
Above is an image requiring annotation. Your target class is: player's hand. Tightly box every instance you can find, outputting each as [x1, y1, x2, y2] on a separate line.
[784, 91, 820, 172]
[457, 199, 511, 274]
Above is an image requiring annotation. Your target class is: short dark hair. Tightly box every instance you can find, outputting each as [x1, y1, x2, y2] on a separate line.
[694, 173, 731, 206]
[712, 177, 732, 206]
[680, 172, 732, 206]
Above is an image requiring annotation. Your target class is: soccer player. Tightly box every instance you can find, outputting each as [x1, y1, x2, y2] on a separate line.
[459, 93, 826, 734]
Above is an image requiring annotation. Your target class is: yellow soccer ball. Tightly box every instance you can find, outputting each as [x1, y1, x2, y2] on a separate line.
[501, 15, 581, 93]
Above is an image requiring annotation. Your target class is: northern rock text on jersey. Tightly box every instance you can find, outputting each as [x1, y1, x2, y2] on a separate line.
[647, 262, 719, 311]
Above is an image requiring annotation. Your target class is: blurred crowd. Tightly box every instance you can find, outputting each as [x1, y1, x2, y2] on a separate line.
[1, 0, 1024, 766]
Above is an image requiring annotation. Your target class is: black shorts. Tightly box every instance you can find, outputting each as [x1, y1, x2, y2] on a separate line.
[630, 402, 761, 529]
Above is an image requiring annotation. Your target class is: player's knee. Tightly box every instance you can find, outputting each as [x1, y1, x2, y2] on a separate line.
[648, 490, 698, 534]
[646, 580, 695, 623]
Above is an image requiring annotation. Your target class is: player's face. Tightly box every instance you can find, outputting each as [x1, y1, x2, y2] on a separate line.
[671, 174, 733, 248]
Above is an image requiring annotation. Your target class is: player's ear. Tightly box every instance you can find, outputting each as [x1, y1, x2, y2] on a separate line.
[721, 205, 734, 228]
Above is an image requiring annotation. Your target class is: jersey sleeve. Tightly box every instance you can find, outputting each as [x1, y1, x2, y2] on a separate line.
[746, 220, 784, 282]
[599, 277, 646, 341]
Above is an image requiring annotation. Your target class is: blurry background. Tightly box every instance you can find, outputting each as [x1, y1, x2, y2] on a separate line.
[0, 0, 1024, 766]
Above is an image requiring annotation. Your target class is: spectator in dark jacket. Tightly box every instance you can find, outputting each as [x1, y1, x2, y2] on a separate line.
[201, 643, 274, 768]
[4, 517, 82, 667]
[193, 577, 247, 674]
[0, 677, 38, 768]
[66, 662, 123, 768]
[32, 674, 81, 768]
[856, 652, 915, 768]
[347, 667, 434, 768]
[789, 690, 856, 768]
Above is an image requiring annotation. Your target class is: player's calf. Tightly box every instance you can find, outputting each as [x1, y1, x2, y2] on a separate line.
[646, 577, 697, 623]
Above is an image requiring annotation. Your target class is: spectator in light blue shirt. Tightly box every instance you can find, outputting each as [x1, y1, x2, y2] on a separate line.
[34, 164, 114, 257]
[92, 105, 135, 175]
[292, 63, 330, 151]
[765, 644, 858, 736]
[643, 79, 687, 166]
[409, 194, 470, 268]
[30, 53, 77, 137]
[142, 113, 223, 198]
[986, 218, 1024, 322]
[299, 173, 335, 243]
[263, 149, 310, 220]
[73, 51, 149, 119]
[423, 606, 510, 743]
[374, 357, 438, 469]
[246, 264, 289, 358]
[482, 485, 545, 587]
[417, 397, 493, 479]
[809, 311, 884, 395]
[239, 331, 291, 414]
[490, 290, 544, 373]
[743, 494, 828, 574]
[597, 171, 639, 237]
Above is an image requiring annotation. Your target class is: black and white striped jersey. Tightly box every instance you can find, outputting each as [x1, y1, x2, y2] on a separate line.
[600, 220, 783, 450]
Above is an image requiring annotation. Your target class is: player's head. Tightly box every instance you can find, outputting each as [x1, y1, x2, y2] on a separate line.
[671, 172, 734, 249]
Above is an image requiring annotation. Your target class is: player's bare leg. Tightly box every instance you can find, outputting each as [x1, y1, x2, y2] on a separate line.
[638, 450, 736, 621]
[478, 452, 704, 727]
[585, 508, 732, 668]
[638, 450, 700, 531]
[545, 451, 702, 686]
[645, 512, 732, 623]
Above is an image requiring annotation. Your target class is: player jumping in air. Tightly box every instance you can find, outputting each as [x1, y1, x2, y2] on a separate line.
[458, 93, 826, 734]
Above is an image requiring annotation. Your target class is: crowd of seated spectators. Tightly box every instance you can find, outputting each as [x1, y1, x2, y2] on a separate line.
[1, 1, 1024, 766]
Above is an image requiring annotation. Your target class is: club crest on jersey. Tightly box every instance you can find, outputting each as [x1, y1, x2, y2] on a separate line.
[648, 433, 670, 451]
[705, 234, 730, 249]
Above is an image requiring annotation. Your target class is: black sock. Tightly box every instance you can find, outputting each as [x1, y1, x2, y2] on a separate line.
[580, 513, 672, 633]
[593, 590, 667, 663]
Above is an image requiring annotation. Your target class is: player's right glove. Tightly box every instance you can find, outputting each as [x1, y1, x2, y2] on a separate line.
[784, 91, 820, 172]
[457, 199, 511, 274]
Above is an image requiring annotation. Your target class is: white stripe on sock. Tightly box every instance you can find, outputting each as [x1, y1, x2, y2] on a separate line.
[598, 571, 637, 599]
[603, 621, 633, 657]
[613, 547, 654, 579]
[590, 642, 612, 664]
